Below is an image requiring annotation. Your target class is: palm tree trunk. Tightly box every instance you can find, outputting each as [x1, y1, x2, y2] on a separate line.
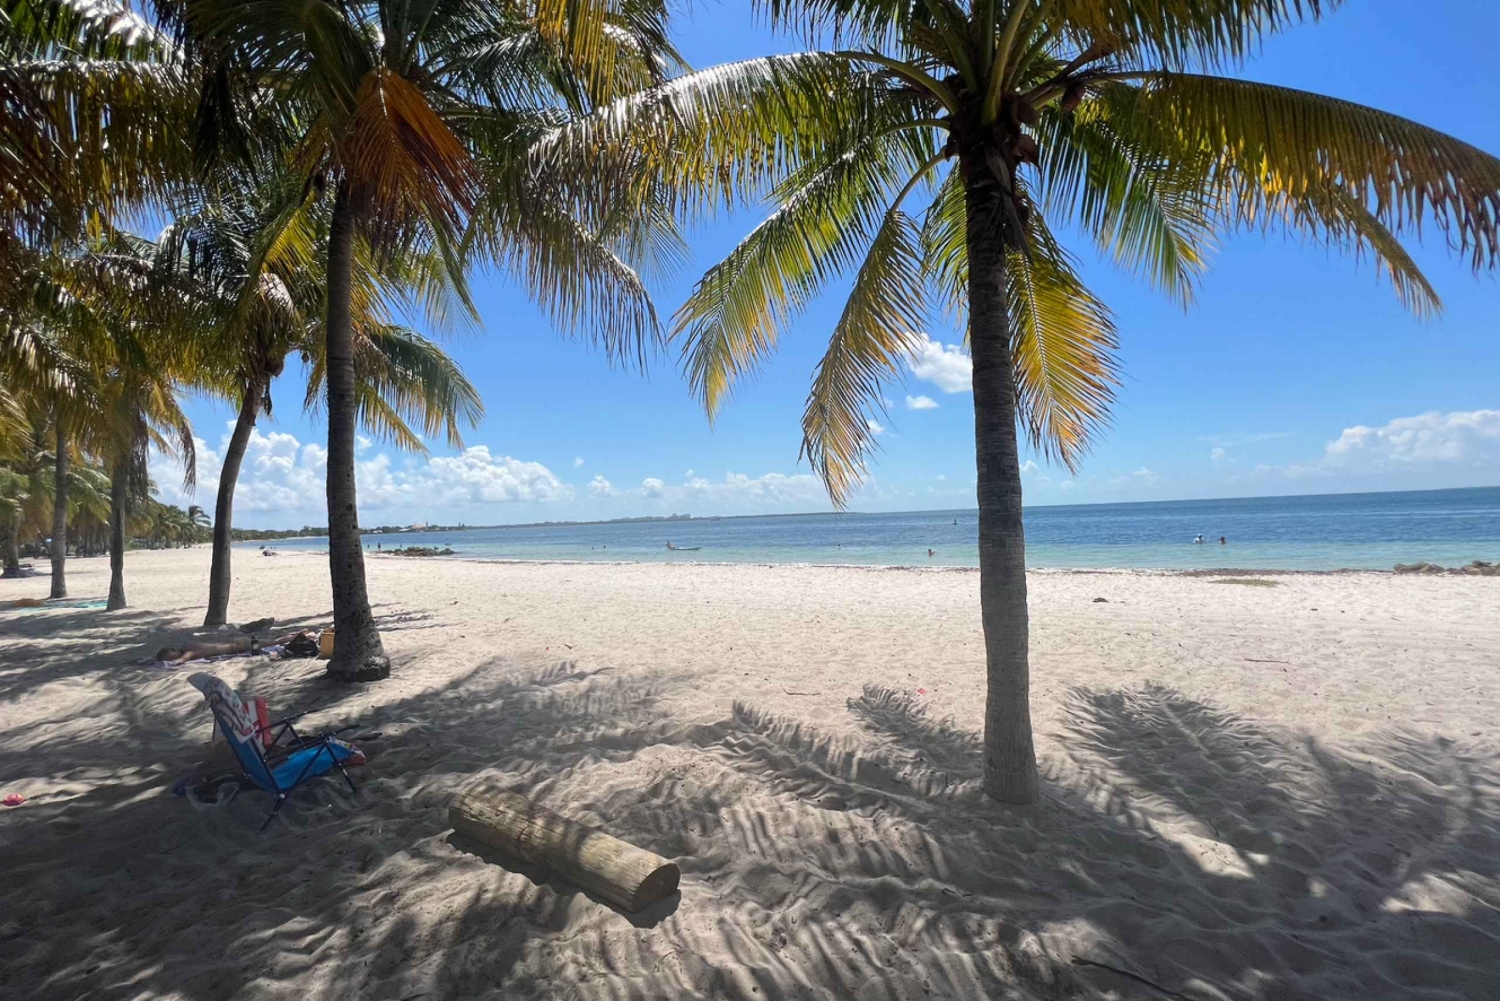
[107, 458, 128, 610]
[204, 381, 262, 627]
[2, 519, 18, 577]
[51, 419, 68, 598]
[324, 180, 389, 681]
[964, 160, 1039, 806]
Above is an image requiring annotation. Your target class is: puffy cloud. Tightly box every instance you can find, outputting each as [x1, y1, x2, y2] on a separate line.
[1059, 480, 1077, 492]
[1020, 459, 1040, 475]
[1210, 447, 1227, 461]
[1244, 410, 1500, 485]
[907, 335, 972, 393]
[150, 422, 570, 527]
[404, 447, 571, 507]
[1324, 410, 1500, 468]
[573, 457, 585, 468]
[641, 477, 665, 498]
[905, 394, 939, 411]
[866, 418, 886, 436]
[588, 475, 617, 497]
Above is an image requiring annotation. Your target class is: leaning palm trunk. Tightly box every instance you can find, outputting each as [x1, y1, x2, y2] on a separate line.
[107, 459, 128, 610]
[964, 163, 1039, 805]
[323, 182, 389, 681]
[204, 382, 262, 626]
[51, 421, 68, 598]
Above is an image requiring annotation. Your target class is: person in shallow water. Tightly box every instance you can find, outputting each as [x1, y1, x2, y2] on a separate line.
[1220, 536, 1227, 545]
[928, 548, 935, 558]
[1193, 534, 1205, 544]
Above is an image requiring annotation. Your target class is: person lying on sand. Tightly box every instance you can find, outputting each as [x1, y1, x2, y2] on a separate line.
[154, 630, 319, 665]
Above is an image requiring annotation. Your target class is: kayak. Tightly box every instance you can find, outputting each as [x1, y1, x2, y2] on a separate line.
[669, 546, 702, 551]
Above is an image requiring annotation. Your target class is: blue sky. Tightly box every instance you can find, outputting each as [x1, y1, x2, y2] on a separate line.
[156, 0, 1500, 528]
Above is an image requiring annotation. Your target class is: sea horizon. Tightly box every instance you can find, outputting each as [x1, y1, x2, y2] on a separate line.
[241, 485, 1500, 572]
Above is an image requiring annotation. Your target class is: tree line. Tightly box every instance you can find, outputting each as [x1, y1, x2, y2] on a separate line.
[3, 0, 1496, 803]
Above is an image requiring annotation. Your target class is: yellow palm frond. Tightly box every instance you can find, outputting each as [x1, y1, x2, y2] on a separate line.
[801, 208, 928, 504]
[1009, 212, 1121, 469]
[344, 68, 478, 242]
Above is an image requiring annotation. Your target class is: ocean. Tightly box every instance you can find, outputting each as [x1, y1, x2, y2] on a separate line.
[243, 486, 1500, 571]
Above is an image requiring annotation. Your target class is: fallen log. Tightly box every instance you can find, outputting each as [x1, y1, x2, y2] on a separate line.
[450, 789, 679, 912]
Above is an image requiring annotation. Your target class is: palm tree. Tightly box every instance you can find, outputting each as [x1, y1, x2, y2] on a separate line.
[155, 190, 483, 626]
[166, 0, 682, 680]
[556, 0, 1500, 802]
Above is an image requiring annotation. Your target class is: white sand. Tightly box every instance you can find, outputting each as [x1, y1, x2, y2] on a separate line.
[1, 548, 1497, 1000]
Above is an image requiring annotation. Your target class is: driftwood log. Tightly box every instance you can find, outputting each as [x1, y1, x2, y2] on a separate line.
[450, 789, 679, 912]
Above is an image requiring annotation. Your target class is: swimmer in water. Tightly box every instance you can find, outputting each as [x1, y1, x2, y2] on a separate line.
[927, 548, 935, 558]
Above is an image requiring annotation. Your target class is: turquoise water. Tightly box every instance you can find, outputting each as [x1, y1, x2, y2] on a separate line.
[240, 487, 1500, 571]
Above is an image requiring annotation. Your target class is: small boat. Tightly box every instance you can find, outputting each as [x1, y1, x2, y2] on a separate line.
[669, 545, 702, 551]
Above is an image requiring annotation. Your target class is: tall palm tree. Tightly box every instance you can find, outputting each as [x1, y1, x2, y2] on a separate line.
[157, 187, 483, 627]
[555, 0, 1500, 802]
[166, 0, 682, 680]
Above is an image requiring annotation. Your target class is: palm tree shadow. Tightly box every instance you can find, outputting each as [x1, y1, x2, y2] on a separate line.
[6, 662, 1498, 1001]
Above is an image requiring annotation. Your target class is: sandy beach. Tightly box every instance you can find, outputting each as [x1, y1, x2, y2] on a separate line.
[1, 547, 1497, 1000]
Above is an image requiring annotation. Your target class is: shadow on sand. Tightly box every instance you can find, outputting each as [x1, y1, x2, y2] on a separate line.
[1, 652, 1496, 1001]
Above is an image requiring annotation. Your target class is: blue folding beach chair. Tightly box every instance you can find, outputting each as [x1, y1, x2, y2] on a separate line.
[188, 673, 363, 830]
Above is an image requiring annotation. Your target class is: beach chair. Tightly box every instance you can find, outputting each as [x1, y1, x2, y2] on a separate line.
[187, 673, 363, 830]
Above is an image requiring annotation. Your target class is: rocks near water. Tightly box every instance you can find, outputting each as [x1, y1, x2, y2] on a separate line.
[1393, 560, 1499, 576]
[390, 543, 453, 561]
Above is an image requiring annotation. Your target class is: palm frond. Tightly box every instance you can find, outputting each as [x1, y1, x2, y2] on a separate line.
[1048, 0, 1337, 69]
[676, 123, 938, 415]
[1111, 74, 1500, 276]
[1034, 95, 1216, 305]
[801, 208, 928, 504]
[1009, 209, 1121, 469]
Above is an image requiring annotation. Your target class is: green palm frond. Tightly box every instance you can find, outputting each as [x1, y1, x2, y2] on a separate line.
[801, 208, 928, 504]
[1034, 96, 1216, 305]
[354, 323, 484, 451]
[1111, 74, 1500, 275]
[676, 124, 939, 414]
[1047, 0, 1337, 69]
[540, 53, 917, 227]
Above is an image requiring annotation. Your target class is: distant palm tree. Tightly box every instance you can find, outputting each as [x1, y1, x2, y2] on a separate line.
[166, 0, 683, 680]
[157, 187, 483, 626]
[560, 0, 1500, 802]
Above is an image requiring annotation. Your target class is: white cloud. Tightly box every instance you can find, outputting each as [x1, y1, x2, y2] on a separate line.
[641, 477, 665, 498]
[1324, 410, 1500, 469]
[866, 419, 886, 436]
[573, 457, 585, 468]
[684, 469, 694, 478]
[1244, 409, 1500, 485]
[1108, 467, 1160, 488]
[905, 395, 939, 411]
[907, 335, 972, 393]
[1210, 447, 1227, 461]
[1020, 460, 1040, 475]
[151, 422, 571, 527]
[588, 474, 617, 497]
[1059, 480, 1077, 492]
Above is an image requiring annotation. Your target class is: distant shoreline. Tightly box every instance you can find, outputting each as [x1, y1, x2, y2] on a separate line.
[231, 484, 1500, 536]
[251, 547, 1415, 576]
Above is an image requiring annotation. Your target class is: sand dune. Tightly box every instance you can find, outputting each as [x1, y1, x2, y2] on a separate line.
[1, 548, 1497, 999]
